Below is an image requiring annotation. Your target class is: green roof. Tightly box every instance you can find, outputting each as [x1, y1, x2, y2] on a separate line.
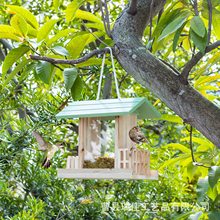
[56, 98, 161, 119]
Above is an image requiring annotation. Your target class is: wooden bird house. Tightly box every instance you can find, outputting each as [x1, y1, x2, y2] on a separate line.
[56, 98, 160, 180]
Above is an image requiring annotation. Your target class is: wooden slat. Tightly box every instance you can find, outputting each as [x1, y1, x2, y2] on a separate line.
[78, 118, 85, 168]
[66, 156, 71, 169]
[57, 168, 158, 180]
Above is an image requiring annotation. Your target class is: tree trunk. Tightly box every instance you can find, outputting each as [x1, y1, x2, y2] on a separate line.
[112, 0, 220, 147]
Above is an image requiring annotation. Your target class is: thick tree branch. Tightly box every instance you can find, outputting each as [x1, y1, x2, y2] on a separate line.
[112, 0, 220, 147]
[30, 48, 109, 65]
[180, 40, 220, 82]
[127, 0, 138, 15]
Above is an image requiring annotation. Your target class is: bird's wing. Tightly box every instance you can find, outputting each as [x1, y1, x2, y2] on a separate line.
[32, 131, 49, 151]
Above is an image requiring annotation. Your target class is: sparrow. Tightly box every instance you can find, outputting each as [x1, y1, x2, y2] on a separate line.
[32, 131, 63, 168]
[129, 126, 152, 146]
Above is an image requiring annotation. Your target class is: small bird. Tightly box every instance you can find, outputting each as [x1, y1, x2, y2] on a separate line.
[129, 126, 152, 146]
[32, 131, 63, 168]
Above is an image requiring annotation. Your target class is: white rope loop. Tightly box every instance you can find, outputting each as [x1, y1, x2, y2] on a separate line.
[96, 53, 106, 100]
[96, 47, 121, 100]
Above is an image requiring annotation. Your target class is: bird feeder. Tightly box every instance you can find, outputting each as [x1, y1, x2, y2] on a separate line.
[56, 97, 160, 180]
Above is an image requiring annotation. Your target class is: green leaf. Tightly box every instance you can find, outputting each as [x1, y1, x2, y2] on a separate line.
[53, 0, 60, 11]
[173, 21, 187, 52]
[37, 19, 59, 42]
[71, 76, 83, 100]
[3, 58, 30, 87]
[189, 212, 203, 220]
[6, 5, 39, 29]
[65, 0, 85, 22]
[0, 33, 21, 42]
[208, 211, 220, 220]
[63, 68, 78, 91]
[36, 61, 53, 84]
[75, 9, 102, 23]
[196, 177, 209, 202]
[67, 32, 104, 58]
[27, 24, 38, 38]
[52, 46, 69, 56]
[190, 16, 206, 38]
[85, 23, 105, 31]
[153, 8, 182, 39]
[213, 14, 220, 39]
[160, 114, 183, 124]
[163, 143, 190, 154]
[10, 14, 28, 37]
[158, 12, 189, 41]
[0, 24, 18, 34]
[76, 58, 110, 67]
[208, 166, 220, 188]
[0, 25, 22, 41]
[46, 28, 77, 46]
[2, 45, 30, 78]
[190, 28, 207, 53]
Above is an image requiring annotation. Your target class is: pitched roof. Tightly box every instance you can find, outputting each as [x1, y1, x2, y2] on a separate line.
[56, 97, 161, 119]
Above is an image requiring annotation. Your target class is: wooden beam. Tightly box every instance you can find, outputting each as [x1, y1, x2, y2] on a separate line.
[57, 168, 158, 180]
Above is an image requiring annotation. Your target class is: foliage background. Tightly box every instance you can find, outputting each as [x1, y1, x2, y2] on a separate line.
[0, 0, 220, 219]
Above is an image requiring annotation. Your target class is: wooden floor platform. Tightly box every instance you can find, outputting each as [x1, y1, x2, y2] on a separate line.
[57, 168, 158, 180]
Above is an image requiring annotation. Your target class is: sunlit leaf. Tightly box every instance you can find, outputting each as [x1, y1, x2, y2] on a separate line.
[0, 33, 21, 42]
[163, 143, 190, 154]
[2, 45, 30, 78]
[67, 32, 104, 58]
[6, 5, 39, 29]
[75, 9, 102, 23]
[85, 23, 105, 31]
[46, 28, 77, 46]
[37, 19, 59, 42]
[213, 13, 220, 39]
[65, 0, 85, 22]
[0, 24, 18, 34]
[10, 14, 28, 37]
[63, 68, 78, 91]
[53, 0, 60, 11]
[207, 185, 218, 201]
[160, 114, 183, 124]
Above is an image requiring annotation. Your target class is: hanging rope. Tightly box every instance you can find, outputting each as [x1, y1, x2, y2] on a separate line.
[96, 47, 121, 100]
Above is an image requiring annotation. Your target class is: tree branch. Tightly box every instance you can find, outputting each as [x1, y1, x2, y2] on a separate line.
[30, 48, 109, 66]
[180, 40, 220, 83]
[112, 0, 220, 147]
[99, 0, 111, 37]
[127, 0, 138, 15]
[192, 0, 199, 16]
[207, 0, 212, 44]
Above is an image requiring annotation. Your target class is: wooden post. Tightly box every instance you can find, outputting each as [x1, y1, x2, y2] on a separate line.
[115, 114, 137, 168]
[78, 117, 101, 167]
